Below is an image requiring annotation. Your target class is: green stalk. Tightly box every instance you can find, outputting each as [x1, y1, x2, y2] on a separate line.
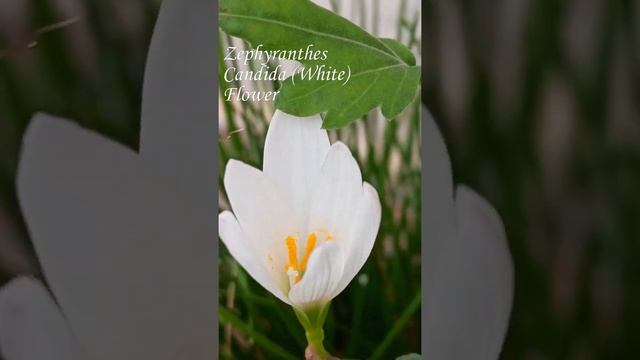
[294, 302, 333, 359]
[306, 327, 330, 358]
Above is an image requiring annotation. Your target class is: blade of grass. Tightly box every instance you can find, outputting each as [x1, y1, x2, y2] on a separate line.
[218, 32, 243, 152]
[369, 290, 421, 360]
[346, 273, 369, 355]
[396, 0, 407, 42]
[372, 0, 380, 35]
[219, 306, 298, 360]
[272, 301, 307, 348]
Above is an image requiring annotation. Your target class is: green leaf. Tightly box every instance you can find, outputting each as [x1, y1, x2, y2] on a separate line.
[219, 0, 421, 128]
[379, 38, 416, 66]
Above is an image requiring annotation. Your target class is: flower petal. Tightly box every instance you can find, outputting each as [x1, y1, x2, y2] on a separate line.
[17, 114, 217, 359]
[0, 277, 84, 360]
[422, 107, 457, 357]
[288, 242, 344, 308]
[139, 0, 217, 197]
[263, 111, 330, 219]
[224, 159, 300, 266]
[306, 142, 363, 242]
[332, 182, 381, 297]
[423, 107, 456, 277]
[423, 185, 514, 360]
[219, 211, 291, 305]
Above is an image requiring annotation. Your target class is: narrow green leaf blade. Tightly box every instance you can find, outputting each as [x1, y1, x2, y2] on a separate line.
[370, 291, 421, 360]
[218, 306, 298, 360]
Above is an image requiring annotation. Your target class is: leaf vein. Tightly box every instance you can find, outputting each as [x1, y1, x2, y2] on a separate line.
[279, 64, 405, 105]
[220, 12, 403, 64]
[388, 67, 409, 115]
[335, 72, 380, 118]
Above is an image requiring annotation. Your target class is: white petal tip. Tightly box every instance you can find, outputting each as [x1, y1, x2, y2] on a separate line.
[331, 141, 351, 154]
[223, 159, 247, 182]
[218, 210, 235, 241]
[271, 110, 323, 124]
[362, 181, 380, 200]
[455, 185, 511, 262]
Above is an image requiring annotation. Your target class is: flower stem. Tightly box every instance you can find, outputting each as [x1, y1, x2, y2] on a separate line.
[294, 302, 333, 359]
[306, 327, 330, 359]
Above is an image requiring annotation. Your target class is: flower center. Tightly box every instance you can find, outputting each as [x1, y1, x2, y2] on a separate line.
[283, 232, 332, 286]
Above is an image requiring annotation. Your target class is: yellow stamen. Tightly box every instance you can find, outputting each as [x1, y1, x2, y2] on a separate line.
[284, 236, 298, 271]
[282, 232, 330, 285]
[300, 233, 317, 272]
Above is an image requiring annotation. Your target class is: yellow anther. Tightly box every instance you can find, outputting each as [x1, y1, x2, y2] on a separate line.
[283, 232, 330, 284]
[300, 233, 317, 272]
[284, 236, 298, 271]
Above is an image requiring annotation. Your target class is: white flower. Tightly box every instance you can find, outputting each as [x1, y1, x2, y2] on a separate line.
[219, 110, 381, 310]
[0, 1, 218, 359]
[422, 108, 514, 360]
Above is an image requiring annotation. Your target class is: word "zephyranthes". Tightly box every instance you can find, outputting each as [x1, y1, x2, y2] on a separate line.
[224, 44, 328, 66]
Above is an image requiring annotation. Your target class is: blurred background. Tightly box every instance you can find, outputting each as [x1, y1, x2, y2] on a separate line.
[1, 0, 638, 359]
[424, 0, 640, 359]
[0, 0, 422, 359]
[0, 0, 160, 282]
